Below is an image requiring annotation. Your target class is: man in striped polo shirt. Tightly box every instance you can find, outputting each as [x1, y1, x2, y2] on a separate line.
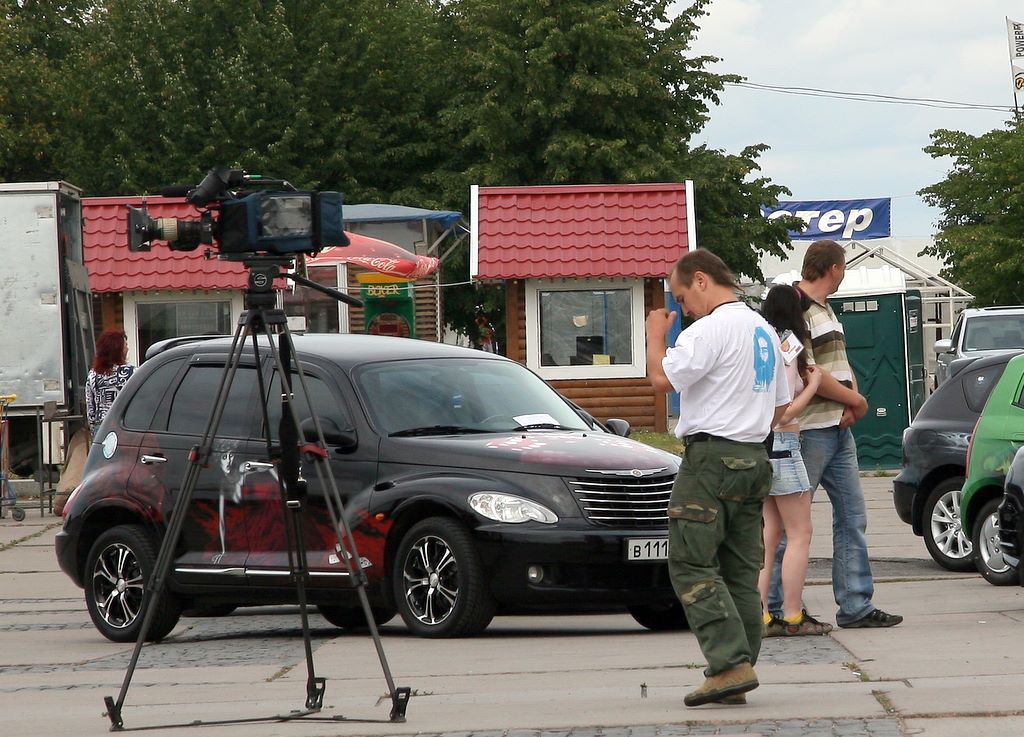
[786, 239, 902, 629]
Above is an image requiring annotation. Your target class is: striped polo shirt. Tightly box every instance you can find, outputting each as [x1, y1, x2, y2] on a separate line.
[799, 298, 853, 430]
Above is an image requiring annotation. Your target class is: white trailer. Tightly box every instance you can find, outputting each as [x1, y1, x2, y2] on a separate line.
[0, 181, 93, 474]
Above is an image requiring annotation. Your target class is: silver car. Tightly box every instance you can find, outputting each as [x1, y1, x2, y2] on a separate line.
[935, 306, 1024, 385]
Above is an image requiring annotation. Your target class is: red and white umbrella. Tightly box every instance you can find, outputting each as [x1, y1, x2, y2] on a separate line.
[307, 232, 439, 280]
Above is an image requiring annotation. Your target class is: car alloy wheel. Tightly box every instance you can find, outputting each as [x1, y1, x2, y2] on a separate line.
[923, 477, 975, 572]
[392, 517, 494, 637]
[972, 498, 1017, 586]
[84, 525, 181, 642]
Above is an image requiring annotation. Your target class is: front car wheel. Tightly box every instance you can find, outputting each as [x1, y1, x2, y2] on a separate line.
[392, 517, 494, 637]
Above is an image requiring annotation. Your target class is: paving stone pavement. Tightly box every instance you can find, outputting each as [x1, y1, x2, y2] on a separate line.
[7, 474, 1017, 737]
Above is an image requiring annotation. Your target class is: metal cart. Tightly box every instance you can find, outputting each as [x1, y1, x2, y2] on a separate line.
[1, 394, 25, 521]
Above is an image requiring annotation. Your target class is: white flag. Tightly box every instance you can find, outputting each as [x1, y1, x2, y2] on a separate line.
[1008, 17, 1024, 59]
[1008, 19, 1024, 99]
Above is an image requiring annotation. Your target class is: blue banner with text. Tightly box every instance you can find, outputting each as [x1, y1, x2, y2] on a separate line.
[761, 198, 891, 240]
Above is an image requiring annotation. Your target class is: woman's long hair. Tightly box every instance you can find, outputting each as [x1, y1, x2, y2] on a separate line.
[93, 330, 128, 374]
[761, 285, 810, 375]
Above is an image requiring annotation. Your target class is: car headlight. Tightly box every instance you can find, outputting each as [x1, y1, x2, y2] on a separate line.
[468, 492, 558, 524]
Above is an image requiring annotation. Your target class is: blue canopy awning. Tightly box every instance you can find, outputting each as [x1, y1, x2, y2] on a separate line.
[344, 204, 463, 231]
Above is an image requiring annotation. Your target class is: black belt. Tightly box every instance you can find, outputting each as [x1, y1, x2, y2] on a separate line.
[684, 431, 791, 459]
[683, 432, 731, 445]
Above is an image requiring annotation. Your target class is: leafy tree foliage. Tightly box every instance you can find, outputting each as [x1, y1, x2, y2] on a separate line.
[433, 0, 796, 342]
[56, 0, 447, 201]
[919, 123, 1024, 305]
[0, 0, 94, 181]
[0, 0, 796, 344]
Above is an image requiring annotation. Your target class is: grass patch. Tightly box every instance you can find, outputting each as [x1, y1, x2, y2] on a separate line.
[630, 430, 682, 455]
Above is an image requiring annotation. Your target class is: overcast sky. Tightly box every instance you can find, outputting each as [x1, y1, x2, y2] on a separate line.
[676, 0, 1021, 238]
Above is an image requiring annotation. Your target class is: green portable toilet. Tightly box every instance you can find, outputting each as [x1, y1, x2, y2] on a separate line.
[828, 266, 925, 469]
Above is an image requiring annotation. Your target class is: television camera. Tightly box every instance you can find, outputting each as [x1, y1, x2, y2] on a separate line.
[127, 165, 349, 257]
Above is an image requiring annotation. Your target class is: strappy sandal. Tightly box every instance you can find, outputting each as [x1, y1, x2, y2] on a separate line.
[782, 609, 833, 636]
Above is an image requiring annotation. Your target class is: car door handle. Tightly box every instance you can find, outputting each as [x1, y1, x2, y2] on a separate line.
[140, 454, 168, 465]
[241, 460, 275, 473]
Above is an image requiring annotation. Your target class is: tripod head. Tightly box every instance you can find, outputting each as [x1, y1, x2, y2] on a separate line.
[239, 256, 364, 312]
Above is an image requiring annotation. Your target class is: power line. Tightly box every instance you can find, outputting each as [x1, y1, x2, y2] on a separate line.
[729, 80, 1014, 113]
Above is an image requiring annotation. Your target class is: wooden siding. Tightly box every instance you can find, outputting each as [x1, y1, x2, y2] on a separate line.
[503, 278, 668, 432]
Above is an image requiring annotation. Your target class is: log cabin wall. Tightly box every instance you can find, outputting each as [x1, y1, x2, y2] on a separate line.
[503, 278, 668, 432]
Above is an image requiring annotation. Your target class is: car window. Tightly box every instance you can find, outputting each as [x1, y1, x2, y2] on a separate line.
[1014, 375, 1024, 411]
[121, 358, 184, 430]
[263, 372, 352, 439]
[947, 313, 963, 348]
[962, 362, 1010, 413]
[165, 365, 258, 438]
[963, 315, 1024, 351]
[356, 357, 590, 435]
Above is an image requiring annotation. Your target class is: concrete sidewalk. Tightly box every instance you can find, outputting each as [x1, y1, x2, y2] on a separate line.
[2, 475, 1024, 737]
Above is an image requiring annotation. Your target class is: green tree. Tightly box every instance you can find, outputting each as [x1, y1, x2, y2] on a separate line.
[56, 0, 447, 200]
[919, 123, 1024, 305]
[431, 0, 796, 343]
[0, 0, 94, 181]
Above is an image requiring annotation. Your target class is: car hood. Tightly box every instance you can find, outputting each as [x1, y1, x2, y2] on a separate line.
[379, 431, 679, 476]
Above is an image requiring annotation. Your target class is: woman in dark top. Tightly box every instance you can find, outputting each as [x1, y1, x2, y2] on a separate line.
[86, 330, 134, 436]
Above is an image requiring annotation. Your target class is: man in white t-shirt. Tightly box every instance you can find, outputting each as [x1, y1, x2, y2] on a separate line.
[647, 249, 790, 707]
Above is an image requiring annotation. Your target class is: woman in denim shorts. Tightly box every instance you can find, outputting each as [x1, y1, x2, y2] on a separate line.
[757, 285, 832, 636]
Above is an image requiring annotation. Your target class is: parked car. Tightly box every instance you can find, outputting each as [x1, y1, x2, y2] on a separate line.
[56, 334, 684, 641]
[934, 306, 1024, 386]
[960, 353, 1024, 584]
[893, 352, 1017, 570]
[994, 444, 1024, 585]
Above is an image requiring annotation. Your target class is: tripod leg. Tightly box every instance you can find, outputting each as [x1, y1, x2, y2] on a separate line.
[104, 313, 260, 729]
[265, 319, 410, 721]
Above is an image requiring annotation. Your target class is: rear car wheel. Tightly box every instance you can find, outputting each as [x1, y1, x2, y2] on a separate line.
[923, 477, 975, 571]
[627, 601, 689, 631]
[84, 525, 182, 642]
[318, 604, 395, 630]
[972, 499, 1017, 586]
[392, 517, 495, 637]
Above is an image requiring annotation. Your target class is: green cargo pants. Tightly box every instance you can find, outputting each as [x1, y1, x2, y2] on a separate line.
[668, 437, 772, 675]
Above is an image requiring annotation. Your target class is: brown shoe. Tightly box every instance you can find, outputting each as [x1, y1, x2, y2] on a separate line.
[684, 663, 758, 707]
[715, 693, 747, 705]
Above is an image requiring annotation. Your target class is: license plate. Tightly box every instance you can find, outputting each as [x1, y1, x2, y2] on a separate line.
[625, 537, 668, 561]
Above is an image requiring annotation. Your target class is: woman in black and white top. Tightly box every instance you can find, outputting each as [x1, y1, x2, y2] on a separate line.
[86, 330, 134, 436]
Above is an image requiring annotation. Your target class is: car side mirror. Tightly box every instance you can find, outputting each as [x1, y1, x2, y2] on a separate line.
[605, 418, 631, 437]
[300, 417, 357, 452]
[934, 338, 953, 354]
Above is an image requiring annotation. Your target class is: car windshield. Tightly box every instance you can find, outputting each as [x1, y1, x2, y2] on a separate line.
[963, 316, 1024, 351]
[355, 357, 592, 436]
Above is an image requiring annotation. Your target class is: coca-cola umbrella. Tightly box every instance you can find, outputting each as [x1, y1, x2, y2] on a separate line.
[306, 232, 439, 279]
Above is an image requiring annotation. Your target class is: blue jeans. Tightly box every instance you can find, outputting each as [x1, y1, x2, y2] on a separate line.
[768, 426, 875, 625]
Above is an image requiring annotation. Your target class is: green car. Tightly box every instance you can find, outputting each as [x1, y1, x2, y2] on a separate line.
[961, 352, 1024, 585]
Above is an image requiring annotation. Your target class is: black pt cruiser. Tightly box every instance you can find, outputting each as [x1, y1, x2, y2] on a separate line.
[56, 334, 682, 640]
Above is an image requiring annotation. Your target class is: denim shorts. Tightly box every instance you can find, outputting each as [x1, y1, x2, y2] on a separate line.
[769, 431, 811, 496]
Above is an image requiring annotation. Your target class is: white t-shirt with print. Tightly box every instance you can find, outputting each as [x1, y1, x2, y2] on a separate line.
[662, 302, 791, 442]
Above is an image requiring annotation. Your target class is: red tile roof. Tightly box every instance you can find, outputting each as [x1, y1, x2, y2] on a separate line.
[471, 183, 693, 280]
[84, 197, 249, 293]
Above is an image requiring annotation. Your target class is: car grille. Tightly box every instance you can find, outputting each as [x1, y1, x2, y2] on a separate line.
[568, 474, 675, 528]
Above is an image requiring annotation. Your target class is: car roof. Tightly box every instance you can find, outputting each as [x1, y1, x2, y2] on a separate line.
[962, 306, 1024, 316]
[948, 349, 1024, 379]
[148, 333, 510, 369]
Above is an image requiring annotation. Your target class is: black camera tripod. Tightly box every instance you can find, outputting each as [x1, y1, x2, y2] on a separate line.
[104, 257, 410, 731]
